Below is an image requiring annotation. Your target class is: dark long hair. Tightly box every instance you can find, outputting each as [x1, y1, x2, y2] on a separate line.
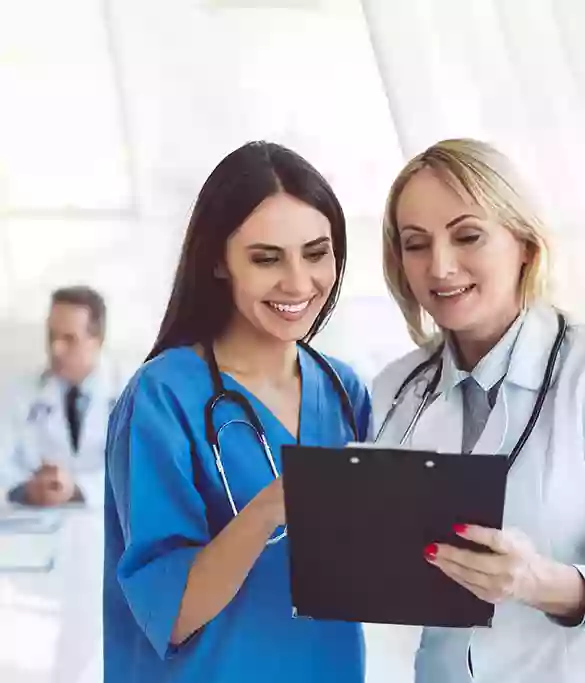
[146, 141, 347, 361]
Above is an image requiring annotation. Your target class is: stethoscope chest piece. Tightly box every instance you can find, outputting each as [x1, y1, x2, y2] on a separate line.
[200, 341, 358, 546]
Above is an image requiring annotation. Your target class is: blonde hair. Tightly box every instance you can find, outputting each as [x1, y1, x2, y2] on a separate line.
[383, 138, 552, 346]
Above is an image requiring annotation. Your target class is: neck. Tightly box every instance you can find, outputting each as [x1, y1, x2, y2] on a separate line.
[55, 367, 95, 387]
[213, 322, 299, 384]
[452, 307, 522, 371]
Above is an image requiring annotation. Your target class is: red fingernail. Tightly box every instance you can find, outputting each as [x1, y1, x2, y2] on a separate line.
[453, 523, 468, 534]
[424, 543, 438, 560]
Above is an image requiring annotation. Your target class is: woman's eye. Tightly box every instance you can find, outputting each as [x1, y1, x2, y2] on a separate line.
[251, 255, 278, 265]
[403, 241, 428, 252]
[305, 250, 328, 262]
[457, 234, 481, 245]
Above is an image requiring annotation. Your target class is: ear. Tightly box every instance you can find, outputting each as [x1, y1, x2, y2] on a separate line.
[521, 239, 535, 265]
[214, 262, 228, 279]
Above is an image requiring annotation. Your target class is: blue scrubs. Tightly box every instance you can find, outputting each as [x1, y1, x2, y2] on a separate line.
[103, 345, 371, 683]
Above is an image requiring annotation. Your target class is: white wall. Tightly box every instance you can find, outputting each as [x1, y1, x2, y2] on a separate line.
[0, 0, 407, 390]
[2, 3, 585, 682]
[362, 0, 585, 322]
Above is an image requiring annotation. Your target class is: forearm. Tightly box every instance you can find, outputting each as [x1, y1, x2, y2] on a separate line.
[529, 559, 585, 620]
[170, 499, 279, 644]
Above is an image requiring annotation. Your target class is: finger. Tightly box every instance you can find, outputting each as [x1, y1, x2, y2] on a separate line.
[436, 544, 503, 576]
[454, 524, 510, 554]
[431, 558, 497, 603]
[431, 556, 493, 590]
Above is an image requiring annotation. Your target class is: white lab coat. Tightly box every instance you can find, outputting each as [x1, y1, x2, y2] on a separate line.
[371, 302, 585, 683]
[0, 359, 124, 683]
[0, 359, 123, 508]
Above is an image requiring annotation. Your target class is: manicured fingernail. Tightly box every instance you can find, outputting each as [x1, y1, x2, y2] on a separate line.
[424, 543, 438, 560]
[453, 523, 468, 534]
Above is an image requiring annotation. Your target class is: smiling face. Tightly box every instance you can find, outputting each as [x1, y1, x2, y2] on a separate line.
[221, 192, 337, 343]
[395, 168, 528, 344]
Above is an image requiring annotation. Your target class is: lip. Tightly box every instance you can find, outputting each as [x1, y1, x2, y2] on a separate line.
[265, 297, 315, 312]
[431, 285, 476, 298]
[268, 299, 312, 305]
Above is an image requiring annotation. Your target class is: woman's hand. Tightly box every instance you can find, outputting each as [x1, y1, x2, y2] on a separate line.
[425, 524, 585, 618]
[248, 477, 286, 530]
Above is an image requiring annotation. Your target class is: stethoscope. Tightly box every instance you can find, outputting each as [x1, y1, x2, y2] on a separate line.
[374, 312, 568, 470]
[202, 342, 359, 545]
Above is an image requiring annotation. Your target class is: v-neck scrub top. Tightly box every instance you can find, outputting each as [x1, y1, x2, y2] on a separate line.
[103, 345, 371, 683]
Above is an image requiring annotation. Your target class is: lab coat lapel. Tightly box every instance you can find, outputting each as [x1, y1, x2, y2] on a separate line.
[409, 304, 560, 457]
[409, 390, 463, 453]
[78, 378, 104, 462]
[35, 374, 72, 462]
[472, 304, 561, 458]
[76, 364, 123, 468]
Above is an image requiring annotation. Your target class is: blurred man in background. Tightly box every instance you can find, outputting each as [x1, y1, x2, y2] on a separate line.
[1, 285, 121, 507]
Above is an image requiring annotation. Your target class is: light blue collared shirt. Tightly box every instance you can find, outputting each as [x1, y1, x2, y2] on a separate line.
[436, 313, 525, 452]
[437, 312, 525, 398]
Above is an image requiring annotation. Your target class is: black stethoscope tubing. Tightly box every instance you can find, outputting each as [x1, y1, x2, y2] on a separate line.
[374, 312, 567, 471]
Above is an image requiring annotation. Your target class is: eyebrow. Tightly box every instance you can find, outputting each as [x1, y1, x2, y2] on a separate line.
[246, 236, 331, 251]
[399, 213, 482, 234]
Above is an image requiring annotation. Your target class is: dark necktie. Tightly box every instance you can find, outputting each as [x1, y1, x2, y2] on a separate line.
[461, 376, 504, 454]
[461, 377, 491, 454]
[65, 385, 81, 453]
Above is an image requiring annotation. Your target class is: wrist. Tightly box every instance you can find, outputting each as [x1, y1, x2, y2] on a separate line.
[528, 558, 585, 619]
[244, 496, 281, 537]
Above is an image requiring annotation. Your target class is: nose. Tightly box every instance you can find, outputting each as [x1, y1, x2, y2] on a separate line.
[428, 241, 458, 280]
[50, 339, 67, 359]
[279, 258, 313, 296]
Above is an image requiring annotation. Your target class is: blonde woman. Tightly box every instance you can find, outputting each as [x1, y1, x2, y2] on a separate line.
[372, 139, 585, 682]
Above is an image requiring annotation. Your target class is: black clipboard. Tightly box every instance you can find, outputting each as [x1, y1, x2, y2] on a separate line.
[281, 445, 508, 628]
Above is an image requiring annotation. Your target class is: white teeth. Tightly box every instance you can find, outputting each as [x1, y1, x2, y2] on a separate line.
[269, 300, 310, 313]
[435, 287, 469, 298]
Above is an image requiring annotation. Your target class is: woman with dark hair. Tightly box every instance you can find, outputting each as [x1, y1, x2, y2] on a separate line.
[103, 141, 371, 683]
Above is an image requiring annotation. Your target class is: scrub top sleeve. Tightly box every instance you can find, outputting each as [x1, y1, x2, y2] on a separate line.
[107, 374, 211, 659]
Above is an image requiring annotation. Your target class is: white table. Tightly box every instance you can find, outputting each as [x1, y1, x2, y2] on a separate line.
[0, 503, 418, 683]
[0, 505, 103, 683]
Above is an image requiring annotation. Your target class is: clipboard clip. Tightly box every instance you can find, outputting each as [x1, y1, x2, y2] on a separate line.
[291, 606, 313, 620]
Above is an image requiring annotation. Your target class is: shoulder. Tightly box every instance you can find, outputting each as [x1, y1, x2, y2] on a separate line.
[0, 369, 52, 411]
[4, 371, 47, 397]
[558, 318, 585, 387]
[311, 350, 369, 410]
[310, 350, 372, 441]
[109, 347, 211, 427]
[565, 319, 585, 354]
[320, 353, 367, 397]
[372, 345, 433, 399]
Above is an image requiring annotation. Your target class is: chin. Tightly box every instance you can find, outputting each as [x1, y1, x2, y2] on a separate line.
[257, 315, 320, 344]
[265, 322, 316, 343]
[437, 316, 485, 338]
[426, 301, 480, 334]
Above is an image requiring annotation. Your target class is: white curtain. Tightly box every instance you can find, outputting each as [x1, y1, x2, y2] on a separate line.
[360, 0, 585, 317]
